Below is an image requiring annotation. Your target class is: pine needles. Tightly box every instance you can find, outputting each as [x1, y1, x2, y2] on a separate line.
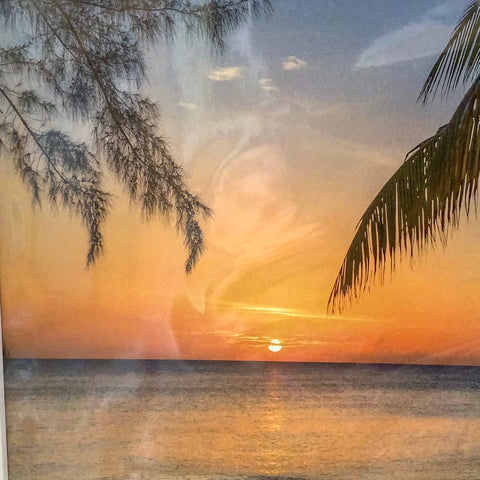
[0, 0, 271, 270]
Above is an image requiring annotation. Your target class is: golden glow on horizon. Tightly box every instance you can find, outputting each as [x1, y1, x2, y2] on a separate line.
[268, 339, 282, 353]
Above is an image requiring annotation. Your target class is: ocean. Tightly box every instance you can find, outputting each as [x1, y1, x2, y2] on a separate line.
[4, 360, 480, 479]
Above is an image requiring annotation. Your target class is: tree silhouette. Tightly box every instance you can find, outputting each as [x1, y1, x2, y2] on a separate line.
[329, 1, 480, 312]
[0, 0, 271, 271]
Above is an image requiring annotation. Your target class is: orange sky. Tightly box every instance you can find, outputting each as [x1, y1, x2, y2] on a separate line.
[2, 0, 480, 364]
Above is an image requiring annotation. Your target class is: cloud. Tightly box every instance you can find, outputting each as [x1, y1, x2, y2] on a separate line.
[258, 78, 278, 91]
[355, 1, 465, 68]
[216, 303, 326, 320]
[208, 66, 242, 81]
[282, 56, 307, 71]
[355, 21, 453, 68]
[211, 330, 329, 349]
[429, 1, 465, 18]
[178, 102, 197, 110]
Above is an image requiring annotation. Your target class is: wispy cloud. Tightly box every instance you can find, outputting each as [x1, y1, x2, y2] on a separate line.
[355, 1, 464, 68]
[355, 21, 452, 68]
[217, 303, 326, 320]
[211, 330, 329, 349]
[208, 66, 243, 81]
[258, 78, 278, 91]
[213, 301, 380, 324]
[282, 56, 307, 71]
[178, 102, 197, 110]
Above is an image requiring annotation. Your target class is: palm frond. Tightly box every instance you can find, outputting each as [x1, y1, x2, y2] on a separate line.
[329, 74, 480, 313]
[419, 0, 480, 102]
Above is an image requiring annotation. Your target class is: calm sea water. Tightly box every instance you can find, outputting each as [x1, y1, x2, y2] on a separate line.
[4, 360, 480, 480]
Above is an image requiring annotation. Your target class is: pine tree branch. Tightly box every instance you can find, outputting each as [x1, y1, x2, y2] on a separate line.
[0, 86, 69, 185]
[0, 0, 272, 271]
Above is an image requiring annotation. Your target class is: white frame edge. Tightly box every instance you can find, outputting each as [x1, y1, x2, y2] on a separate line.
[0, 307, 8, 480]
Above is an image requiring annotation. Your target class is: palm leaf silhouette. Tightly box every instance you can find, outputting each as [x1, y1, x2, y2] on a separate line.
[329, 1, 480, 312]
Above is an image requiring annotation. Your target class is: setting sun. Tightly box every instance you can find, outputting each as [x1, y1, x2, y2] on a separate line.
[268, 339, 282, 353]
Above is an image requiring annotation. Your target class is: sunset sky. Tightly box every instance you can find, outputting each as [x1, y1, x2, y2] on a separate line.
[2, 0, 480, 364]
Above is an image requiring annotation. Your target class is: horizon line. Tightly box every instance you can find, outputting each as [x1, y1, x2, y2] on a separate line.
[4, 358, 480, 368]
